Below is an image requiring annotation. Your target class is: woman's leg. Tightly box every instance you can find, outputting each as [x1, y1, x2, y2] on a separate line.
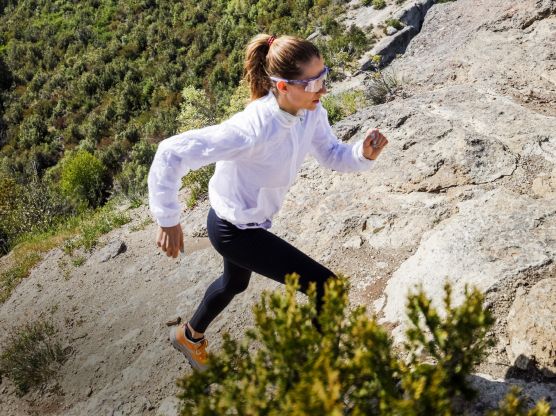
[215, 223, 337, 319]
[187, 207, 253, 334]
[188, 258, 252, 333]
[189, 207, 336, 334]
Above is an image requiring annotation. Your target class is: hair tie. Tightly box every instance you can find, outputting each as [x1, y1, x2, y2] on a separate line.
[267, 35, 276, 47]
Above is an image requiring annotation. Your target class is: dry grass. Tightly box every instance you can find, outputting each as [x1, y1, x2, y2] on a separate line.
[0, 319, 69, 395]
[0, 196, 131, 303]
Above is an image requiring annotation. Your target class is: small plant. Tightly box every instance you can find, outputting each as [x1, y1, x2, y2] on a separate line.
[176, 274, 551, 415]
[57, 256, 71, 280]
[385, 18, 404, 31]
[365, 69, 405, 104]
[372, 0, 387, 9]
[322, 90, 370, 125]
[71, 255, 86, 267]
[0, 172, 73, 255]
[0, 319, 69, 395]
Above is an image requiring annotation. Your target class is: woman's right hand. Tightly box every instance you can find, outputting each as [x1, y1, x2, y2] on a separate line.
[156, 224, 184, 258]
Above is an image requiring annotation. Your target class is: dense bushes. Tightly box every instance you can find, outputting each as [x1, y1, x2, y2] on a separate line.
[1, 0, 371, 169]
[177, 274, 551, 415]
[0, 0, 373, 252]
[113, 138, 157, 204]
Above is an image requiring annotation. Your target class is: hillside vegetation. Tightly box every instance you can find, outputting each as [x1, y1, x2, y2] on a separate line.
[0, 0, 371, 256]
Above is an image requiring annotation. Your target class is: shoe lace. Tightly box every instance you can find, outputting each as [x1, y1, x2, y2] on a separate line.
[194, 338, 209, 360]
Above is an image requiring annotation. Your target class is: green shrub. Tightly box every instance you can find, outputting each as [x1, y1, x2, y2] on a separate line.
[18, 114, 51, 148]
[59, 149, 108, 209]
[373, 0, 387, 9]
[488, 387, 551, 416]
[385, 18, 404, 30]
[114, 138, 157, 204]
[176, 85, 218, 208]
[177, 274, 551, 415]
[177, 86, 217, 131]
[322, 90, 369, 125]
[0, 319, 68, 395]
[314, 24, 372, 79]
[181, 165, 215, 208]
[221, 79, 250, 120]
[0, 172, 73, 254]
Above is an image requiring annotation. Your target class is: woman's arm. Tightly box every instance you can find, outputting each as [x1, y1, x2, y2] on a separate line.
[309, 104, 377, 173]
[147, 121, 254, 228]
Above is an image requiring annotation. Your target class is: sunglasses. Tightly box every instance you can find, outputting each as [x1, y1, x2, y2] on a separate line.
[269, 66, 330, 93]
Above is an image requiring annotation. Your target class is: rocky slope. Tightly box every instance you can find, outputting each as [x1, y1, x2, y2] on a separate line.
[1, 0, 555, 414]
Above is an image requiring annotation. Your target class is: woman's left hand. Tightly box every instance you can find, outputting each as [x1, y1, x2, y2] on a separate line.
[362, 128, 388, 160]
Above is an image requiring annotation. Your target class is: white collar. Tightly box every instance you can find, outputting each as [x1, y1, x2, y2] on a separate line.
[265, 90, 306, 127]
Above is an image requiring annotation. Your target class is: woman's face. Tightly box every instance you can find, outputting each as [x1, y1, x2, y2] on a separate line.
[274, 55, 328, 114]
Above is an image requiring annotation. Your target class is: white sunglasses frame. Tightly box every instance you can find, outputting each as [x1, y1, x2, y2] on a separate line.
[269, 66, 330, 93]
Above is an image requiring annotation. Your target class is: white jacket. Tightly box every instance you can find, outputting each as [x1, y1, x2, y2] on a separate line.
[147, 89, 375, 229]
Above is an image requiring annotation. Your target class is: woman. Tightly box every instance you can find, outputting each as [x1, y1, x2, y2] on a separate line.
[147, 34, 388, 372]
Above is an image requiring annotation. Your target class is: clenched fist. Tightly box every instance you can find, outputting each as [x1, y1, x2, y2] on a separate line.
[156, 223, 184, 258]
[362, 128, 388, 160]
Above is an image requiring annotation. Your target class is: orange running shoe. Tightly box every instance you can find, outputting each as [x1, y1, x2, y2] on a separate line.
[170, 322, 209, 372]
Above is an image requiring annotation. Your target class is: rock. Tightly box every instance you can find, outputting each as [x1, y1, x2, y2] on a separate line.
[359, 0, 435, 69]
[386, 26, 399, 36]
[381, 188, 556, 341]
[360, 26, 417, 70]
[99, 239, 127, 263]
[155, 396, 180, 416]
[182, 198, 210, 237]
[466, 373, 556, 414]
[306, 29, 322, 41]
[506, 278, 556, 377]
[395, 0, 435, 31]
[2, 1, 556, 415]
[343, 235, 363, 249]
[531, 168, 556, 197]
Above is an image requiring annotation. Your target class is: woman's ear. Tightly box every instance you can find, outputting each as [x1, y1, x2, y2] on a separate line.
[276, 80, 288, 93]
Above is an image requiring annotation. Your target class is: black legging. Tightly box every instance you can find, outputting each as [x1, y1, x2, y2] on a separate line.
[189, 206, 338, 333]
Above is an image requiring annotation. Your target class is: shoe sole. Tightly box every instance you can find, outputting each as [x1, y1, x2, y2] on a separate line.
[170, 325, 208, 372]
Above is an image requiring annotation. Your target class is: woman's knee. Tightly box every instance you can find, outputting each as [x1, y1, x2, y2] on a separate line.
[316, 270, 337, 293]
[297, 265, 337, 294]
[222, 266, 252, 295]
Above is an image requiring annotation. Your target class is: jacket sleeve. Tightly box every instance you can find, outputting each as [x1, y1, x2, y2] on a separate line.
[309, 104, 376, 173]
[147, 121, 254, 227]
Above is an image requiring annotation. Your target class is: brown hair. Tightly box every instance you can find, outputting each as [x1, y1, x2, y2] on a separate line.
[243, 34, 321, 101]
